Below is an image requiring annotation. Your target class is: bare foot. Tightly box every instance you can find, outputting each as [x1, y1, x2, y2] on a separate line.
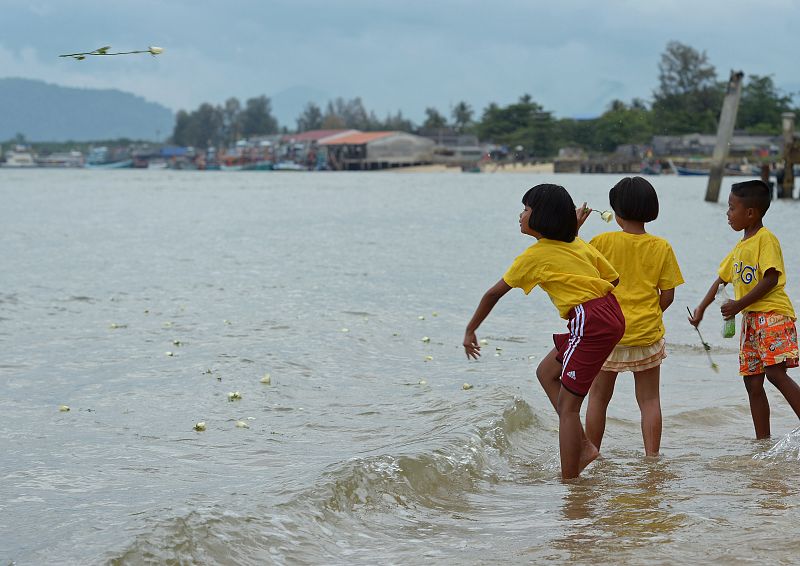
[578, 440, 599, 473]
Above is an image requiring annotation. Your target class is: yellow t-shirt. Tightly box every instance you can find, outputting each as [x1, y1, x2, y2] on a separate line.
[590, 231, 684, 346]
[503, 237, 618, 319]
[718, 227, 795, 318]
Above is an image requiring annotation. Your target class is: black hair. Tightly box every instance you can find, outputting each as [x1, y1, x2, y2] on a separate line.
[608, 176, 659, 222]
[521, 183, 577, 242]
[731, 179, 771, 215]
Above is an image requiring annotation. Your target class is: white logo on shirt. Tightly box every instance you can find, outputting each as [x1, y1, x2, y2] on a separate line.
[566, 370, 576, 379]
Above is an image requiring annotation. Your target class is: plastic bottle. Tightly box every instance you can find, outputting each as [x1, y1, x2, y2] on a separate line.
[716, 284, 736, 338]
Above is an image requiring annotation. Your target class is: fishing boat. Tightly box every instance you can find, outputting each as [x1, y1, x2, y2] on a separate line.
[1, 145, 37, 168]
[85, 146, 132, 169]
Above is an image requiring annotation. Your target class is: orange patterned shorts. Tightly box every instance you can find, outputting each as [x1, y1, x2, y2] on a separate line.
[739, 311, 799, 376]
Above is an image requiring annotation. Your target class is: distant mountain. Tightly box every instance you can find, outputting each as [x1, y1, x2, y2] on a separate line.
[0, 78, 174, 142]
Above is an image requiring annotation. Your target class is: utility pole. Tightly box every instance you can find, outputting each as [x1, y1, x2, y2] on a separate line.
[705, 70, 744, 203]
[782, 112, 796, 198]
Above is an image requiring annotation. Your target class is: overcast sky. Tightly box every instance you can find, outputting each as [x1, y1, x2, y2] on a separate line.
[1, 0, 798, 127]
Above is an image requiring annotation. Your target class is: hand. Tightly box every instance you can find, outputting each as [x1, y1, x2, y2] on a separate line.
[463, 331, 481, 359]
[720, 299, 740, 319]
[687, 307, 703, 328]
[576, 202, 591, 230]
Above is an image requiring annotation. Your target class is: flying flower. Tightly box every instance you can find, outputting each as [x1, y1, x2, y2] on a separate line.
[59, 45, 165, 60]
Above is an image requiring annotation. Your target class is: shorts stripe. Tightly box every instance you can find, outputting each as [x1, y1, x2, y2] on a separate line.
[561, 304, 584, 374]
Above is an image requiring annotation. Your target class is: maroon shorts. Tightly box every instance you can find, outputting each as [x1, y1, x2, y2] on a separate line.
[553, 293, 625, 397]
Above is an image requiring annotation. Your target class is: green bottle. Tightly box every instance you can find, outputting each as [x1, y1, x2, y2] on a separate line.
[717, 284, 736, 338]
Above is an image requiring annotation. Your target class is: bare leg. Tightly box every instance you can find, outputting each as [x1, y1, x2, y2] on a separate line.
[633, 366, 662, 456]
[537, 348, 598, 477]
[585, 370, 618, 451]
[557, 386, 596, 479]
[743, 374, 770, 439]
[536, 347, 563, 411]
[765, 362, 800, 420]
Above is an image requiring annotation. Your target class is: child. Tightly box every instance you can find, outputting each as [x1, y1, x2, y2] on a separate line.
[584, 177, 684, 457]
[463, 183, 625, 479]
[689, 179, 800, 438]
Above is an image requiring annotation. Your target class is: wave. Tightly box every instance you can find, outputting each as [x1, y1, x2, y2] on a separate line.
[106, 398, 543, 565]
[753, 427, 800, 461]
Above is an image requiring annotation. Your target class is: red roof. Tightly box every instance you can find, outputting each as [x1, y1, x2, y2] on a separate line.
[283, 129, 355, 142]
[319, 131, 396, 145]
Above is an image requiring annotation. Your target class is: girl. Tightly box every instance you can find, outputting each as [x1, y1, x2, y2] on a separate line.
[585, 176, 684, 457]
[463, 183, 625, 480]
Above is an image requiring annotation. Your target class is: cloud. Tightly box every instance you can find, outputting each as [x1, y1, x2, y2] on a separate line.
[1, 0, 798, 125]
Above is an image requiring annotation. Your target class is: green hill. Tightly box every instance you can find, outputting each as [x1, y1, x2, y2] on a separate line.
[0, 78, 174, 142]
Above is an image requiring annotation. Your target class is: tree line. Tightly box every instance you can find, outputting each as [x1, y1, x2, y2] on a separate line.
[171, 42, 798, 156]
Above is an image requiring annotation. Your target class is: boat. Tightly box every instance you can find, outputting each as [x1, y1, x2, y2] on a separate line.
[1, 145, 37, 168]
[37, 151, 84, 168]
[85, 146, 132, 169]
[272, 161, 306, 171]
[673, 163, 709, 176]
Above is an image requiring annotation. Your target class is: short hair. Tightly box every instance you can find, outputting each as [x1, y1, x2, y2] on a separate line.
[521, 183, 577, 242]
[731, 179, 771, 215]
[608, 177, 659, 222]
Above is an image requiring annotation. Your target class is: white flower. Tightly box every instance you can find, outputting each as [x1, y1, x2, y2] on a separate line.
[462, 383, 473, 390]
[148, 46, 164, 56]
[600, 210, 614, 223]
[260, 373, 271, 384]
[59, 405, 70, 412]
[194, 422, 206, 431]
[235, 420, 249, 429]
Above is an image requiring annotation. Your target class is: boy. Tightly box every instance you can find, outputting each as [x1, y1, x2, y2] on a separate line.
[689, 180, 800, 438]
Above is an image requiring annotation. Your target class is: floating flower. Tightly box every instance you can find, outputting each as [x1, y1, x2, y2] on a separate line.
[479, 339, 489, 346]
[462, 383, 473, 390]
[59, 405, 70, 412]
[228, 391, 242, 401]
[421, 336, 430, 343]
[418, 315, 425, 320]
[260, 373, 271, 384]
[165, 351, 174, 357]
[235, 420, 249, 429]
[424, 355, 433, 361]
[194, 422, 206, 431]
[418, 379, 427, 385]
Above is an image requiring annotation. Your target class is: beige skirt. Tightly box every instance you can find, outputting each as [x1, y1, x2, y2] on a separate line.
[601, 338, 666, 373]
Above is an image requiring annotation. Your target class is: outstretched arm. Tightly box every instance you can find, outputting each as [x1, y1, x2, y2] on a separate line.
[463, 279, 512, 359]
[721, 268, 778, 318]
[688, 276, 724, 327]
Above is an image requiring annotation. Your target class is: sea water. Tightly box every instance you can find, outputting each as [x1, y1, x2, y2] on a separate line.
[2, 169, 800, 565]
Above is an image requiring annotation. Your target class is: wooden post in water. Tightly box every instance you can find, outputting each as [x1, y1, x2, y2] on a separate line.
[782, 112, 796, 198]
[705, 71, 744, 203]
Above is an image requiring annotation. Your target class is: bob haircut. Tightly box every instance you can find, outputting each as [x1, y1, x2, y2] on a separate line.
[609, 177, 659, 222]
[521, 183, 577, 242]
[731, 179, 771, 215]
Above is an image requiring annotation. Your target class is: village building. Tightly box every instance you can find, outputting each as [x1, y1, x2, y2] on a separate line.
[320, 131, 434, 170]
